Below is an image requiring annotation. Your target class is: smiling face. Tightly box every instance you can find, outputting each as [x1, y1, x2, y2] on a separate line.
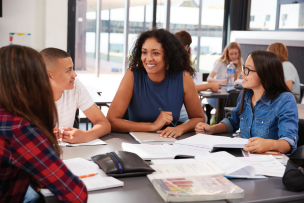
[241, 55, 262, 90]
[141, 37, 166, 76]
[49, 57, 77, 91]
[228, 48, 239, 63]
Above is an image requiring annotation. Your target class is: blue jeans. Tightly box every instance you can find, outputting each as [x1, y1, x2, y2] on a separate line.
[24, 185, 40, 203]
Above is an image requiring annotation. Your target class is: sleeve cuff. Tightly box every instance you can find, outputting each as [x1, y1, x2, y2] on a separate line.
[279, 136, 297, 154]
[220, 118, 235, 134]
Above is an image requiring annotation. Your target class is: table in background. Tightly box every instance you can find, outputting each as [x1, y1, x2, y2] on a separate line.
[45, 132, 304, 203]
[199, 88, 230, 123]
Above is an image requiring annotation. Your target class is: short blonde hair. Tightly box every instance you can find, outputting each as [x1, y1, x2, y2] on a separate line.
[267, 42, 288, 62]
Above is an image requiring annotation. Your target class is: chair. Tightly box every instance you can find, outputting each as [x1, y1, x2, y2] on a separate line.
[202, 73, 209, 82]
[224, 90, 241, 118]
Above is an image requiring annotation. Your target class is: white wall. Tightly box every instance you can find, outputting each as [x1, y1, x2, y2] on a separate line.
[0, 0, 68, 51]
[230, 31, 304, 44]
[45, 0, 68, 51]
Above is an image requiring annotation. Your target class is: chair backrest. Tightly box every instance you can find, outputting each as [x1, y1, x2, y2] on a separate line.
[203, 73, 209, 81]
[225, 90, 241, 107]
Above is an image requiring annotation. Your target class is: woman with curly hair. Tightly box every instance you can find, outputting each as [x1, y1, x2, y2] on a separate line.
[107, 29, 205, 138]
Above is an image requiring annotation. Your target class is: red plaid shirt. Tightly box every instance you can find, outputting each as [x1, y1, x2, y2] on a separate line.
[0, 109, 87, 202]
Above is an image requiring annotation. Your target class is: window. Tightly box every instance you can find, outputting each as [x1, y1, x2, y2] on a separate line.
[249, 0, 304, 30]
[279, 2, 304, 29]
[249, 0, 277, 30]
[265, 15, 270, 21]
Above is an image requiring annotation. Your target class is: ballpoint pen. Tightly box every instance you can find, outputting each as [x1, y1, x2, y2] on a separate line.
[78, 173, 98, 179]
[159, 108, 175, 127]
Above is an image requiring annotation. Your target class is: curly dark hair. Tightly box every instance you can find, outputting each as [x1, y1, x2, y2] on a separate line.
[128, 29, 195, 77]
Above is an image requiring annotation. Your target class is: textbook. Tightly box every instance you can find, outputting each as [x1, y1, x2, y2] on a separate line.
[122, 143, 210, 160]
[147, 160, 225, 181]
[40, 158, 123, 196]
[129, 132, 176, 144]
[58, 138, 106, 147]
[175, 134, 248, 151]
[152, 176, 244, 202]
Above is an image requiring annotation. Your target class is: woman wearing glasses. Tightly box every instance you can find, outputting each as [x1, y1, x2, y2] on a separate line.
[195, 50, 298, 154]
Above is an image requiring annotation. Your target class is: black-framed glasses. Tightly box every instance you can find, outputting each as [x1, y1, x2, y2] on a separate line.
[242, 65, 257, 76]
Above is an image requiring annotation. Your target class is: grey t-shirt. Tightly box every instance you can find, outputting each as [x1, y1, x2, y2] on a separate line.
[283, 61, 300, 102]
[212, 59, 244, 80]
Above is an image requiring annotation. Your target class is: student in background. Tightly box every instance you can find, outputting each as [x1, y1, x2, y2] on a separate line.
[0, 45, 87, 202]
[267, 42, 301, 102]
[206, 42, 243, 110]
[207, 42, 243, 85]
[174, 30, 220, 123]
[107, 29, 205, 138]
[40, 48, 111, 144]
[195, 50, 298, 154]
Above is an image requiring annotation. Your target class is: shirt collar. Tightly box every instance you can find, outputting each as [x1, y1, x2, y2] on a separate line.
[245, 89, 271, 105]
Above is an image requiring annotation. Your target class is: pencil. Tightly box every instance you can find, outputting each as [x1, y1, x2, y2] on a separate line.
[159, 108, 175, 127]
[78, 173, 98, 179]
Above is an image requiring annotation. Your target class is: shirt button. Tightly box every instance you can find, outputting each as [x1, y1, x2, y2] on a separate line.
[249, 127, 251, 128]
[262, 121, 264, 124]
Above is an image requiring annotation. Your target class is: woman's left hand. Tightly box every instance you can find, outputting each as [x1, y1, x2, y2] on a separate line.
[243, 137, 273, 153]
[157, 127, 183, 138]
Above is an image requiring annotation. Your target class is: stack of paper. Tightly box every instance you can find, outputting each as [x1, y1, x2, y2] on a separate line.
[175, 134, 249, 151]
[58, 138, 106, 147]
[122, 143, 209, 160]
[40, 158, 123, 196]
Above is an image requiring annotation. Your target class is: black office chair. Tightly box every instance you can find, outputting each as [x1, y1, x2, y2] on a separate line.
[202, 73, 209, 82]
[224, 90, 241, 118]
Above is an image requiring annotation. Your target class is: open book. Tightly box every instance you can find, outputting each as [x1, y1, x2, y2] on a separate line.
[175, 134, 248, 151]
[58, 138, 106, 147]
[122, 143, 209, 160]
[152, 176, 244, 202]
[40, 158, 123, 196]
[147, 160, 225, 182]
[129, 132, 176, 144]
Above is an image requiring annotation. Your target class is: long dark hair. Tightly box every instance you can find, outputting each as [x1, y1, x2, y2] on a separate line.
[129, 29, 195, 77]
[0, 45, 60, 155]
[239, 50, 290, 114]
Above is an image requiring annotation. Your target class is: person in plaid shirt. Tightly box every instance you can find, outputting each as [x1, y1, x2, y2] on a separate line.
[0, 45, 88, 202]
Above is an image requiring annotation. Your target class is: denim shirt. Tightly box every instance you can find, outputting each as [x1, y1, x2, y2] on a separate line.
[221, 89, 298, 153]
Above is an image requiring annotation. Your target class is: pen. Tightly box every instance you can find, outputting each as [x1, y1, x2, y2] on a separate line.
[78, 173, 98, 179]
[159, 108, 175, 127]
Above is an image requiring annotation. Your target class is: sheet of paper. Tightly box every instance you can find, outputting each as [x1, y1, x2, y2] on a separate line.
[163, 144, 210, 157]
[147, 160, 225, 181]
[151, 159, 196, 165]
[58, 138, 106, 147]
[237, 155, 286, 177]
[176, 134, 248, 148]
[122, 143, 173, 160]
[195, 151, 255, 177]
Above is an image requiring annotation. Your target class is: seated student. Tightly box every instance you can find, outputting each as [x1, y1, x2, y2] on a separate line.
[267, 42, 301, 102]
[40, 48, 111, 143]
[0, 45, 87, 202]
[174, 30, 221, 123]
[107, 29, 205, 138]
[206, 42, 243, 109]
[195, 50, 298, 154]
